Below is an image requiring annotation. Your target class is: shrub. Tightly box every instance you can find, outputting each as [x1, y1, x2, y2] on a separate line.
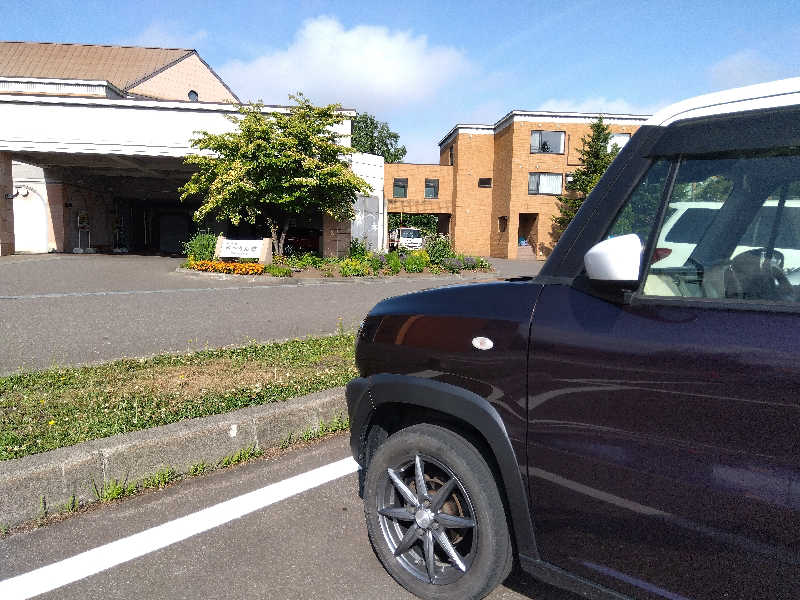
[474, 257, 491, 270]
[264, 264, 292, 277]
[461, 256, 478, 270]
[442, 256, 463, 273]
[368, 253, 386, 275]
[403, 249, 430, 273]
[276, 252, 324, 270]
[386, 252, 403, 275]
[424, 234, 454, 265]
[182, 231, 217, 261]
[348, 237, 368, 259]
[338, 257, 372, 277]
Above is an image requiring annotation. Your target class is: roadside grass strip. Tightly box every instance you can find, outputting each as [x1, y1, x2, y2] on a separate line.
[0, 456, 360, 600]
[0, 334, 357, 461]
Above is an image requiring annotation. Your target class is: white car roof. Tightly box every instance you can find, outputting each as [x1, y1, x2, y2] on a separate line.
[646, 77, 800, 127]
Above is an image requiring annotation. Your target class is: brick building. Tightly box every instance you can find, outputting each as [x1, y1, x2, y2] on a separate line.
[385, 111, 649, 259]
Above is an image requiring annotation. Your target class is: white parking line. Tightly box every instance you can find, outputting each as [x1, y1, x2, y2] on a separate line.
[0, 457, 359, 600]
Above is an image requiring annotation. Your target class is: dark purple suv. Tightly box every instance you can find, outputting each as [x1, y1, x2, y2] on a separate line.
[346, 81, 800, 600]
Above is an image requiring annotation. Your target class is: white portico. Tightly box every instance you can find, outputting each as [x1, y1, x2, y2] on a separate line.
[0, 92, 381, 256]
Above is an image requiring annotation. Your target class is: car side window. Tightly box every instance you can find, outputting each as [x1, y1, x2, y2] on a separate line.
[643, 150, 800, 304]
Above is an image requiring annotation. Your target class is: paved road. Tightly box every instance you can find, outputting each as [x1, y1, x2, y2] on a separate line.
[0, 435, 574, 600]
[0, 254, 542, 374]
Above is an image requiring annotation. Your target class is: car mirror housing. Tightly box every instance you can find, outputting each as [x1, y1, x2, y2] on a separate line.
[584, 234, 642, 286]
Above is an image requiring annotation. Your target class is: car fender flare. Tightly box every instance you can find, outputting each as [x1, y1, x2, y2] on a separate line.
[361, 373, 539, 559]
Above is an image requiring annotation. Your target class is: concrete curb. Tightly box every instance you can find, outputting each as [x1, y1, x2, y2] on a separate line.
[0, 387, 347, 527]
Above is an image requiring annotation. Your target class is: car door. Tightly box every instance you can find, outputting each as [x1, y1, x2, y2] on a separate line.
[527, 150, 800, 600]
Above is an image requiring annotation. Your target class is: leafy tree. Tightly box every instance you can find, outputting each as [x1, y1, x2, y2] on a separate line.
[553, 116, 620, 232]
[180, 94, 372, 256]
[351, 112, 407, 163]
[388, 213, 438, 236]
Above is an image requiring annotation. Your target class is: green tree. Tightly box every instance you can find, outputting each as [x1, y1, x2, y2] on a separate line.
[351, 112, 407, 163]
[388, 213, 438, 236]
[553, 116, 619, 232]
[180, 94, 372, 256]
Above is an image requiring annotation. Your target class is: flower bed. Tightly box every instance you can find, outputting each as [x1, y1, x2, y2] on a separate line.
[182, 234, 491, 278]
[186, 258, 265, 276]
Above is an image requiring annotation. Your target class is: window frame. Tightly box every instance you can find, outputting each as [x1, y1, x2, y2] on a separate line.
[528, 172, 564, 196]
[530, 130, 566, 155]
[424, 178, 439, 199]
[392, 178, 408, 199]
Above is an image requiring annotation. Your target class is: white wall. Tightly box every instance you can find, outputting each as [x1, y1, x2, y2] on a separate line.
[349, 152, 386, 251]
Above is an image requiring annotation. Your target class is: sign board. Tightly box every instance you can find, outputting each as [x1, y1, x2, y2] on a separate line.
[77, 211, 90, 230]
[219, 238, 263, 259]
[213, 236, 272, 264]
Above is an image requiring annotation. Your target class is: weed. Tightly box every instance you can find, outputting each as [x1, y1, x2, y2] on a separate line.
[60, 495, 79, 513]
[189, 461, 210, 476]
[217, 445, 263, 468]
[92, 477, 136, 502]
[0, 524, 7, 536]
[280, 415, 349, 449]
[139, 467, 176, 490]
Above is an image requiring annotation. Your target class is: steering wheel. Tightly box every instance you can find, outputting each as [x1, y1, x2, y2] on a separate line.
[724, 248, 795, 301]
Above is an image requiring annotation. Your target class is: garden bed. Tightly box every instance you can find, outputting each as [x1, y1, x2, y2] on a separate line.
[0, 334, 357, 461]
[181, 232, 492, 278]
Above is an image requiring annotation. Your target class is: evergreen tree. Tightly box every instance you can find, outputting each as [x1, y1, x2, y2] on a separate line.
[553, 116, 619, 232]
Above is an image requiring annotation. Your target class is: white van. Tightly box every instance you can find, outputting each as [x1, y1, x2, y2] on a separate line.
[388, 227, 423, 251]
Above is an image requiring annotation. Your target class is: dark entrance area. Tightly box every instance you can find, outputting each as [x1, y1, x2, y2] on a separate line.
[517, 213, 538, 259]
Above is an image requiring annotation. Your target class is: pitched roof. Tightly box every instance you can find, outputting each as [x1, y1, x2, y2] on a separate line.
[0, 41, 194, 91]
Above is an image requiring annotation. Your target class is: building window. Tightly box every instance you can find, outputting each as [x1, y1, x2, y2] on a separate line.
[608, 132, 631, 152]
[478, 178, 492, 188]
[188, 90, 199, 102]
[498, 216, 508, 232]
[393, 178, 408, 198]
[528, 172, 563, 195]
[424, 178, 439, 199]
[530, 130, 565, 154]
[448, 145, 454, 166]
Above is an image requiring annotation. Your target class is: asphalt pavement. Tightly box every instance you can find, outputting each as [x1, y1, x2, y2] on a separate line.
[0, 254, 542, 374]
[0, 434, 573, 600]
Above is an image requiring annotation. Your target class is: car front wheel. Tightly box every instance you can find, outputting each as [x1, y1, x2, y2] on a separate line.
[363, 423, 512, 600]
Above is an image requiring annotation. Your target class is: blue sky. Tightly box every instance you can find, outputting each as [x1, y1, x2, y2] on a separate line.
[4, 1, 800, 162]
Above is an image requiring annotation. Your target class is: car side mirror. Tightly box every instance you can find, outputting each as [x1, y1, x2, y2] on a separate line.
[584, 234, 642, 288]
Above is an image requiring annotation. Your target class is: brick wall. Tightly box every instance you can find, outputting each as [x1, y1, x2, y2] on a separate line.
[384, 163, 453, 215]
[451, 133, 495, 256]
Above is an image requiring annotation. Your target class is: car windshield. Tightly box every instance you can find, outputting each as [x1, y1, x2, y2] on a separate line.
[400, 229, 421, 238]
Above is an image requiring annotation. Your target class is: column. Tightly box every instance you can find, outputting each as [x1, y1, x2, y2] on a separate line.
[0, 152, 14, 256]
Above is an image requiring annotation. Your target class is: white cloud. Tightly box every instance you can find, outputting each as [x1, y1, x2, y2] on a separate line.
[219, 16, 471, 110]
[708, 50, 784, 90]
[534, 96, 663, 116]
[130, 21, 208, 49]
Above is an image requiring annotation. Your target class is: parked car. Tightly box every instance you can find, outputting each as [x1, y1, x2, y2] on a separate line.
[347, 78, 800, 600]
[389, 227, 423, 251]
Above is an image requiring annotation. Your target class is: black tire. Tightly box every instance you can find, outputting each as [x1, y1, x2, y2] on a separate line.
[363, 423, 513, 600]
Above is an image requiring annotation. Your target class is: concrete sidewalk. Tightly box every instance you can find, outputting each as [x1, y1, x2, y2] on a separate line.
[0, 387, 347, 527]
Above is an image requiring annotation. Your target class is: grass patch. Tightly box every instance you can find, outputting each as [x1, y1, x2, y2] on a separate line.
[1, 333, 357, 461]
